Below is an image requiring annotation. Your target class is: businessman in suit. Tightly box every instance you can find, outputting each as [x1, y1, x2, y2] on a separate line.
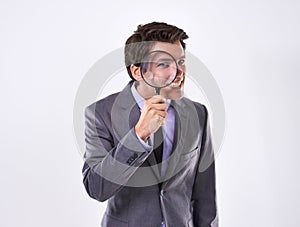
[82, 22, 218, 227]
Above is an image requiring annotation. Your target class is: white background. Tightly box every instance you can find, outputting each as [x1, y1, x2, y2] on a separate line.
[1, 0, 299, 226]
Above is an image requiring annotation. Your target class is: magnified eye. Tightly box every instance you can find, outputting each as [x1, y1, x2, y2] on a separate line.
[157, 62, 170, 68]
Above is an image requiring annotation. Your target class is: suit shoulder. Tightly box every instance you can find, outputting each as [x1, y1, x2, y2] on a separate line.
[180, 97, 208, 116]
[85, 92, 120, 112]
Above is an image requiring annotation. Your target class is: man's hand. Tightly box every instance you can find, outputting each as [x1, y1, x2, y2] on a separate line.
[135, 95, 168, 141]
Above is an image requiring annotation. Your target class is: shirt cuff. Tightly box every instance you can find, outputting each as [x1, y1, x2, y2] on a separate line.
[134, 130, 153, 152]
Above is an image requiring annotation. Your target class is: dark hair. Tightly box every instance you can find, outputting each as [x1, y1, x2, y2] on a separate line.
[124, 22, 189, 80]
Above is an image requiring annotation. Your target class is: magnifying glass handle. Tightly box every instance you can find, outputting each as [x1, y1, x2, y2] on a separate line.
[155, 87, 161, 95]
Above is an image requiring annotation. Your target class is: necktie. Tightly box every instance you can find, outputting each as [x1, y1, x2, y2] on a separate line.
[154, 126, 164, 174]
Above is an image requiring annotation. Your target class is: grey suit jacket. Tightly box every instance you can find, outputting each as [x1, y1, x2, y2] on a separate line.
[82, 81, 218, 227]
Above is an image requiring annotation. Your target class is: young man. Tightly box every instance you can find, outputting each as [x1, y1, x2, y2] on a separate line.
[82, 22, 218, 227]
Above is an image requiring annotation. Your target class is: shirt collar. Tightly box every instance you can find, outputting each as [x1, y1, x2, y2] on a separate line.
[131, 82, 171, 111]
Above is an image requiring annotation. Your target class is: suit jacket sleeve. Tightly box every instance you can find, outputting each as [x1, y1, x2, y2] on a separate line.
[82, 104, 151, 202]
[191, 104, 218, 227]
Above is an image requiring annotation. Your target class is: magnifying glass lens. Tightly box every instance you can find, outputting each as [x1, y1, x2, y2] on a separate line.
[141, 51, 177, 89]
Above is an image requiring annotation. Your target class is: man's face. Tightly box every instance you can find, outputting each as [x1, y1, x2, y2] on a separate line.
[137, 41, 186, 100]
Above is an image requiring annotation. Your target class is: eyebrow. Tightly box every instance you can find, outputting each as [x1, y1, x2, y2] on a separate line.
[158, 54, 185, 60]
[155, 58, 174, 62]
[172, 55, 186, 60]
[149, 53, 186, 62]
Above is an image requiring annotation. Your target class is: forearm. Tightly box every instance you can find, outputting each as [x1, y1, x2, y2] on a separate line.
[82, 104, 153, 201]
[83, 127, 151, 202]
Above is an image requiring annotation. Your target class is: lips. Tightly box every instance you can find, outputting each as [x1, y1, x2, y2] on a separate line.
[170, 78, 183, 87]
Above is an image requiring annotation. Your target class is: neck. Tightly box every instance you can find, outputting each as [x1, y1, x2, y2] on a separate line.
[134, 81, 155, 100]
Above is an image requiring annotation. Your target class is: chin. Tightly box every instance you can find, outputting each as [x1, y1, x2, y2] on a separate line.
[162, 87, 184, 100]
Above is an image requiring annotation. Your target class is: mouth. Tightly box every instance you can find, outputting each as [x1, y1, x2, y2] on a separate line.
[170, 78, 184, 88]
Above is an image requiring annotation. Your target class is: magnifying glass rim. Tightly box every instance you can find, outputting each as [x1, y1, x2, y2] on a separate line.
[140, 50, 178, 89]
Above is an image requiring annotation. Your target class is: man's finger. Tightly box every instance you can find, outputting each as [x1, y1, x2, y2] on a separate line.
[148, 103, 168, 111]
[148, 95, 166, 104]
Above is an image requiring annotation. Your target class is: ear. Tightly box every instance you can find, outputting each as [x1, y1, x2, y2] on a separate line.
[130, 65, 143, 81]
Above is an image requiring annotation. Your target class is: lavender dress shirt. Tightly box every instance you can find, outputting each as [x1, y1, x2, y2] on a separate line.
[131, 83, 175, 227]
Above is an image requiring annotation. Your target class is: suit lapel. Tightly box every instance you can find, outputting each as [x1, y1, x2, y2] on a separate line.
[161, 99, 188, 188]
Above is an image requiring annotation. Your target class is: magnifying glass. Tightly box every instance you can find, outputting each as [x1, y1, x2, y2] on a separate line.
[140, 50, 178, 95]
